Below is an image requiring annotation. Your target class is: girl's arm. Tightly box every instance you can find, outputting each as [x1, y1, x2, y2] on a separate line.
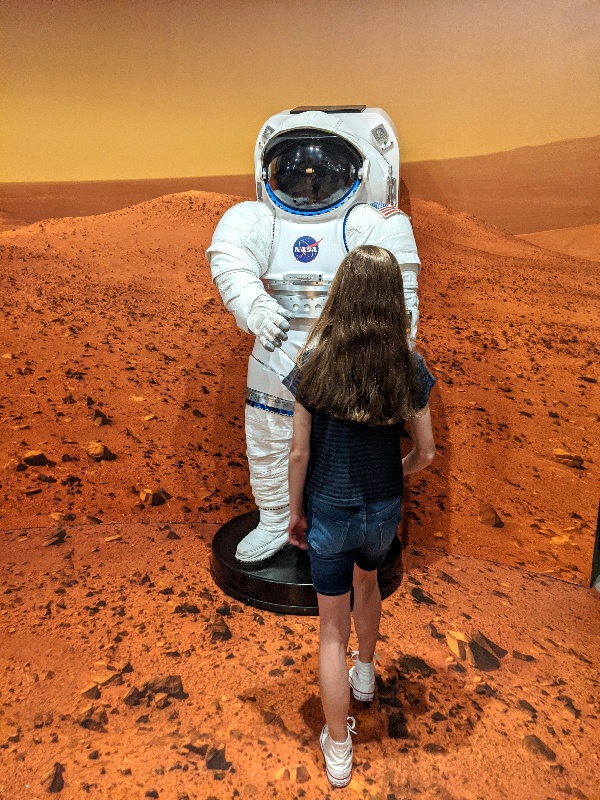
[287, 401, 312, 550]
[402, 403, 436, 476]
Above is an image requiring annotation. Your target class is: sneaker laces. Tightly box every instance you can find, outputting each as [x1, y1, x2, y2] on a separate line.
[351, 651, 377, 670]
[347, 716, 357, 736]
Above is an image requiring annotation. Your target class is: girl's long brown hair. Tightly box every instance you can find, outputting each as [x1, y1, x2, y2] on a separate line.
[296, 245, 420, 425]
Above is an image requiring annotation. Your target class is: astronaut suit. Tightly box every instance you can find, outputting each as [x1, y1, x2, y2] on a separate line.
[206, 106, 421, 563]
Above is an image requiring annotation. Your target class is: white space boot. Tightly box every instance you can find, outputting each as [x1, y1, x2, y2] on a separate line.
[235, 506, 290, 563]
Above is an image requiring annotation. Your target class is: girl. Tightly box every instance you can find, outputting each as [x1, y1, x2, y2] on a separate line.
[286, 245, 436, 788]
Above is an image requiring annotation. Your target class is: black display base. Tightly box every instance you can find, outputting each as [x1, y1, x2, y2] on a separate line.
[210, 509, 404, 616]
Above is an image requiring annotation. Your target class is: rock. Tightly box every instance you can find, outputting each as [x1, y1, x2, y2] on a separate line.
[92, 670, 123, 687]
[446, 630, 468, 660]
[517, 700, 537, 716]
[294, 764, 310, 783]
[437, 571, 459, 585]
[206, 747, 231, 770]
[76, 705, 108, 731]
[93, 409, 111, 426]
[465, 641, 501, 671]
[410, 587, 436, 605]
[104, 534, 122, 543]
[387, 711, 409, 738]
[42, 529, 67, 547]
[1, 724, 21, 745]
[81, 683, 101, 700]
[174, 603, 200, 615]
[422, 743, 447, 754]
[211, 619, 232, 642]
[512, 650, 536, 662]
[24, 450, 50, 467]
[470, 630, 507, 658]
[154, 693, 170, 709]
[446, 629, 505, 670]
[183, 738, 208, 757]
[523, 734, 556, 761]
[86, 442, 116, 461]
[144, 791, 159, 799]
[478, 503, 504, 527]
[559, 696, 581, 719]
[139, 487, 171, 506]
[474, 682, 497, 697]
[166, 530, 181, 540]
[426, 623, 445, 641]
[123, 687, 143, 706]
[553, 449, 584, 469]
[41, 762, 65, 793]
[144, 675, 186, 699]
[398, 655, 435, 677]
[33, 713, 51, 729]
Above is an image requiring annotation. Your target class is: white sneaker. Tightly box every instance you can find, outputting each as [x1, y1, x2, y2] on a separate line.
[320, 717, 356, 788]
[235, 507, 290, 563]
[349, 651, 375, 701]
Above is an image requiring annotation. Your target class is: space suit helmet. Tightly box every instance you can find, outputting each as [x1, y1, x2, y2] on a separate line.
[262, 128, 363, 214]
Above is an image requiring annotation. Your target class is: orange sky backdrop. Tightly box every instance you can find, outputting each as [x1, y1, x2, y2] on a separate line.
[1, 0, 599, 182]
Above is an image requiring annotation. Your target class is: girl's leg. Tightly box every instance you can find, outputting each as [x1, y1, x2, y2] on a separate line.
[317, 591, 352, 743]
[352, 564, 381, 664]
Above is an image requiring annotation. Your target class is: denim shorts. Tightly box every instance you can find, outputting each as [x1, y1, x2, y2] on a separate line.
[306, 495, 403, 596]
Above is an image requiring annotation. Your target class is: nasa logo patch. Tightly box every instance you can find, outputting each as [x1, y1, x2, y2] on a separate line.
[293, 236, 321, 263]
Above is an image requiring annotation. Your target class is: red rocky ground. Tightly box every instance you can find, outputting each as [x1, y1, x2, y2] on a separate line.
[0, 191, 597, 583]
[0, 520, 598, 800]
[0, 190, 599, 800]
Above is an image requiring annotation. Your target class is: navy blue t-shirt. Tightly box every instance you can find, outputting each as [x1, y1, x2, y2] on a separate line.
[284, 352, 436, 506]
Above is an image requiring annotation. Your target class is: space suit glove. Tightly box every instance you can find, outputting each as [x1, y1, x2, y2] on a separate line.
[247, 295, 292, 351]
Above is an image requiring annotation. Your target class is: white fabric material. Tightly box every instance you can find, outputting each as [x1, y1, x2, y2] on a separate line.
[206, 201, 420, 336]
[346, 204, 420, 344]
[267, 215, 349, 282]
[245, 403, 293, 508]
[345, 203, 420, 269]
[206, 202, 275, 332]
[234, 506, 290, 562]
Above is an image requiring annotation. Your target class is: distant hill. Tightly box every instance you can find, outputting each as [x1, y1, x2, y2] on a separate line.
[1, 135, 598, 234]
[518, 223, 600, 262]
[402, 135, 600, 234]
[0, 175, 255, 225]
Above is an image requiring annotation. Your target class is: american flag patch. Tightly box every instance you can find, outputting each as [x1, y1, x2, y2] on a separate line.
[369, 201, 404, 218]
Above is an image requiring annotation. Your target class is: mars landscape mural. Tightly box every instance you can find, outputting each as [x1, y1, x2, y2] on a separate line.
[1, 0, 599, 798]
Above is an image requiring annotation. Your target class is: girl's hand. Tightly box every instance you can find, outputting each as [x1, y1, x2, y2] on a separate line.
[288, 513, 308, 550]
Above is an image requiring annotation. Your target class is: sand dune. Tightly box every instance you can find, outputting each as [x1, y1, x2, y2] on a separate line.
[0, 191, 597, 586]
[518, 223, 600, 262]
